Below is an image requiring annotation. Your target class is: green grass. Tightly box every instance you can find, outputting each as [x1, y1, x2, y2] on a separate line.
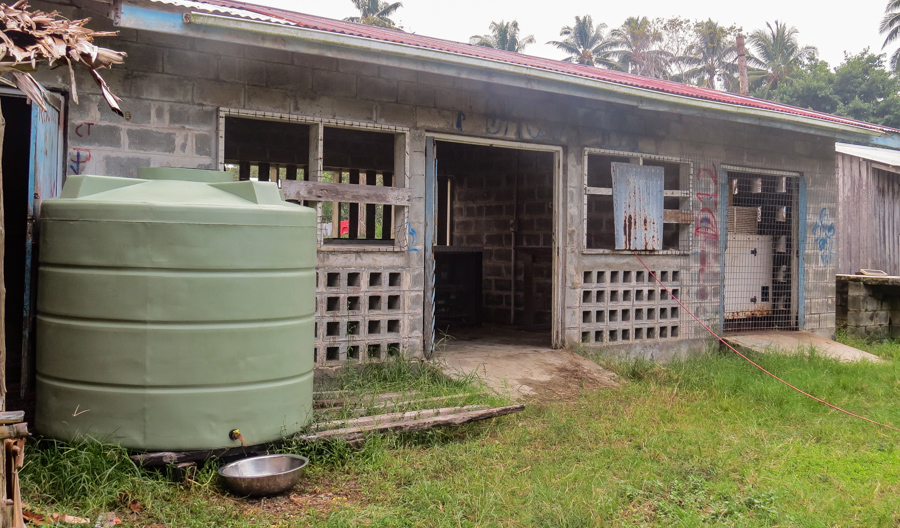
[20, 346, 900, 527]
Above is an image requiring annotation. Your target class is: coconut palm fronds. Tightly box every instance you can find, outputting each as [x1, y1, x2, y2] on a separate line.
[0, 1, 126, 115]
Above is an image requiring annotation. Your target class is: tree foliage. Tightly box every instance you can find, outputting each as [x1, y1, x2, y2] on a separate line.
[748, 21, 818, 94]
[546, 15, 614, 66]
[766, 51, 900, 128]
[345, 0, 403, 29]
[606, 16, 672, 77]
[472, 20, 535, 53]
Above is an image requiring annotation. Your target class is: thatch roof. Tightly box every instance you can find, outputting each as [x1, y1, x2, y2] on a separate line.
[0, 1, 125, 115]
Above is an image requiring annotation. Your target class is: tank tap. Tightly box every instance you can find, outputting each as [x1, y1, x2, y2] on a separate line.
[229, 429, 245, 447]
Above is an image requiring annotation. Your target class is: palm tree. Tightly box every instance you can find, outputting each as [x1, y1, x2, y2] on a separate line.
[606, 16, 672, 78]
[547, 15, 615, 67]
[344, 0, 403, 29]
[471, 20, 535, 52]
[679, 20, 739, 90]
[881, 0, 900, 70]
[748, 21, 817, 92]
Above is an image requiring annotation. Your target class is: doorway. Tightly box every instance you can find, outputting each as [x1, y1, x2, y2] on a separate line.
[723, 171, 798, 332]
[431, 140, 556, 348]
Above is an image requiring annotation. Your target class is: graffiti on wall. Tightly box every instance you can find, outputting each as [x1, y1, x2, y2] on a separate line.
[693, 165, 719, 302]
[812, 207, 835, 266]
[68, 148, 91, 175]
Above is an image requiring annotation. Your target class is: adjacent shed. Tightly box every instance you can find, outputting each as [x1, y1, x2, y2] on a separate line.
[835, 143, 900, 275]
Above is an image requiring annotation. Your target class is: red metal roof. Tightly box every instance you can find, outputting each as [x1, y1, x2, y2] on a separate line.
[173, 0, 898, 135]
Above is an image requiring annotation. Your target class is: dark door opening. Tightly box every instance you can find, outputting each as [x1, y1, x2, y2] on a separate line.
[433, 141, 554, 346]
[1, 95, 33, 410]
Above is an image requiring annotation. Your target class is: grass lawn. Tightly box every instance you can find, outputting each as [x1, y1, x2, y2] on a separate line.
[20, 336, 900, 527]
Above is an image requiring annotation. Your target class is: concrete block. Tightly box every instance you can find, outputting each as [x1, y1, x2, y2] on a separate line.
[379, 65, 417, 83]
[415, 107, 453, 130]
[266, 63, 312, 91]
[137, 30, 190, 50]
[338, 59, 380, 77]
[193, 80, 244, 107]
[358, 77, 398, 103]
[103, 99, 152, 125]
[433, 87, 470, 112]
[244, 45, 293, 64]
[195, 39, 245, 58]
[245, 86, 293, 112]
[375, 102, 415, 125]
[293, 94, 334, 118]
[115, 41, 164, 73]
[168, 104, 216, 128]
[334, 98, 375, 122]
[104, 155, 152, 178]
[164, 48, 216, 79]
[218, 57, 267, 86]
[847, 310, 875, 327]
[848, 281, 867, 295]
[866, 295, 885, 311]
[848, 294, 865, 312]
[294, 52, 337, 71]
[127, 129, 176, 153]
[194, 132, 214, 158]
[72, 124, 122, 148]
[313, 70, 357, 98]
[874, 310, 891, 325]
[126, 72, 193, 103]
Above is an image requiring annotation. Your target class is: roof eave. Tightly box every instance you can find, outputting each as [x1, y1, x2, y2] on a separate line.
[117, 3, 897, 143]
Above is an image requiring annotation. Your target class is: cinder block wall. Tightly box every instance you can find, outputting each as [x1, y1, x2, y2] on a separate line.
[31, 1, 839, 358]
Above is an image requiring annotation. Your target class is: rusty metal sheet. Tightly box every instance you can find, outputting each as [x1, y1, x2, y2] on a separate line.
[612, 162, 663, 250]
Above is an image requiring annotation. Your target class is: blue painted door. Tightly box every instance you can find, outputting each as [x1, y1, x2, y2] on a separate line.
[22, 93, 63, 396]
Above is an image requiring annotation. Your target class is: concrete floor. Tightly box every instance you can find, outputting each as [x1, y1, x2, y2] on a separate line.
[724, 331, 881, 362]
[433, 324, 619, 401]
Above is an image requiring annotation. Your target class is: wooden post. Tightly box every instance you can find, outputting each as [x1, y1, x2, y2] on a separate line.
[366, 170, 377, 239]
[285, 165, 297, 181]
[258, 162, 270, 182]
[382, 171, 393, 240]
[238, 161, 250, 181]
[349, 169, 359, 239]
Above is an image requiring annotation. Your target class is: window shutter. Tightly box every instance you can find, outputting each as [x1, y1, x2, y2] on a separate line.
[612, 162, 664, 250]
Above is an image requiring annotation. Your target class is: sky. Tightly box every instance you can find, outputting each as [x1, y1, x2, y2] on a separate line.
[248, 0, 894, 69]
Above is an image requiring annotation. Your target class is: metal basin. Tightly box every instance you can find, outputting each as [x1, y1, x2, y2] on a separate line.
[218, 454, 309, 497]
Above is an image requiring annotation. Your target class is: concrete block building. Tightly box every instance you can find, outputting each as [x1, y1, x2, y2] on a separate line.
[7, 0, 900, 391]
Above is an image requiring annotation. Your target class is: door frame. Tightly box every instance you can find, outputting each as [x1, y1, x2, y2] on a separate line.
[424, 133, 564, 352]
[719, 164, 803, 332]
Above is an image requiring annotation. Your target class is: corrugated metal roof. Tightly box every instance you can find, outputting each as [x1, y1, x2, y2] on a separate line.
[836, 142, 900, 169]
[138, 0, 900, 136]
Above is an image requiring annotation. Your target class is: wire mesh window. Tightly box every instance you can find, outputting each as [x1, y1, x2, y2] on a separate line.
[585, 151, 691, 252]
[723, 172, 798, 332]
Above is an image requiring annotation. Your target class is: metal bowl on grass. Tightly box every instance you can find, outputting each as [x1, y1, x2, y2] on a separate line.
[218, 454, 309, 497]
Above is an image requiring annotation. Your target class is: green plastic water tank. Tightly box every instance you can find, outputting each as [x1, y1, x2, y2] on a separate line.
[36, 168, 316, 451]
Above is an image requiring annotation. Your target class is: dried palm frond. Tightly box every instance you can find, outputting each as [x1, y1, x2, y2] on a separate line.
[0, 1, 125, 115]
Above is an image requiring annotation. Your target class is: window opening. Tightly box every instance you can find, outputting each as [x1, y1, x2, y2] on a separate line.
[223, 116, 310, 185]
[585, 152, 690, 251]
[321, 127, 398, 245]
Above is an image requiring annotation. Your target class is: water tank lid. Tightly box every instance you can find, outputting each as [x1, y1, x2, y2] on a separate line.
[47, 174, 314, 226]
[138, 167, 232, 183]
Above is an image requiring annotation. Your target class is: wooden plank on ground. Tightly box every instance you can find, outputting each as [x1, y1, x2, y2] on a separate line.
[300, 404, 526, 443]
[311, 405, 490, 431]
